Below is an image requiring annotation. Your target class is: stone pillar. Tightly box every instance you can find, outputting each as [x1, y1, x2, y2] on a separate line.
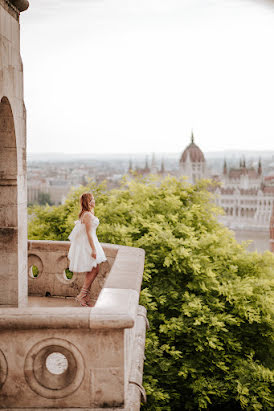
[270, 203, 274, 253]
[0, 0, 29, 306]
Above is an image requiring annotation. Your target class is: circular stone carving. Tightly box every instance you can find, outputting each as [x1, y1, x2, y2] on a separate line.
[0, 349, 8, 388]
[55, 256, 74, 283]
[24, 338, 84, 399]
[28, 254, 43, 278]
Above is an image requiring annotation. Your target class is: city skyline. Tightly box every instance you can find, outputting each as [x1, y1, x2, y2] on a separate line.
[21, 0, 274, 154]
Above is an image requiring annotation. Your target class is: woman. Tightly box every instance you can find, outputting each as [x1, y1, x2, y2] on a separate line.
[68, 192, 107, 306]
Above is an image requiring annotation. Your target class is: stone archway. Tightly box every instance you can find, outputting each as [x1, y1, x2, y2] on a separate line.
[0, 96, 18, 306]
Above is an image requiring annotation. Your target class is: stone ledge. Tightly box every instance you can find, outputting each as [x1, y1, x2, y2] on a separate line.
[0, 307, 135, 330]
[0, 306, 135, 330]
[28, 240, 119, 257]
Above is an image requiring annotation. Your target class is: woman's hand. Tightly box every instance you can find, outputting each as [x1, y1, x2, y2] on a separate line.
[91, 249, 97, 259]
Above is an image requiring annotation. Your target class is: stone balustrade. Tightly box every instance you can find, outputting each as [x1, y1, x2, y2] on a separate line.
[0, 241, 147, 410]
[28, 240, 118, 306]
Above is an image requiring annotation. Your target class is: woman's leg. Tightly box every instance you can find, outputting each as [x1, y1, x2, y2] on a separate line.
[83, 265, 99, 290]
[76, 265, 99, 306]
[83, 265, 99, 305]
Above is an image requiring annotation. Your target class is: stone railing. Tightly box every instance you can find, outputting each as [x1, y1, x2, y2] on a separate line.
[0, 241, 148, 410]
[28, 240, 118, 306]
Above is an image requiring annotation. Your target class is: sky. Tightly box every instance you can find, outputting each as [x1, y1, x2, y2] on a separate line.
[20, 0, 274, 155]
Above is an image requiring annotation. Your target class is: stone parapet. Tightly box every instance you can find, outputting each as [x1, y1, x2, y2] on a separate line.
[27, 241, 145, 306]
[27, 240, 118, 304]
[0, 242, 147, 409]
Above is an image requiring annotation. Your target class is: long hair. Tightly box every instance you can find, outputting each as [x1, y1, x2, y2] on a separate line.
[78, 192, 94, 219]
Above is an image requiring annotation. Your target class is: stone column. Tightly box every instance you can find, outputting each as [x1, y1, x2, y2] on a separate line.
[0, 0, 29, 306]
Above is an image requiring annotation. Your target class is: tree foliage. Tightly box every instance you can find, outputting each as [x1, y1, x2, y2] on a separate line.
[28, 176, 274, 410]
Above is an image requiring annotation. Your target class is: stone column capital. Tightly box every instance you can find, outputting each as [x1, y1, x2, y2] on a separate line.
[5, 0, 29, 12]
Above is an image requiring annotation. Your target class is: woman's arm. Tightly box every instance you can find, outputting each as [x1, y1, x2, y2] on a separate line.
[83, 212, 96, 259]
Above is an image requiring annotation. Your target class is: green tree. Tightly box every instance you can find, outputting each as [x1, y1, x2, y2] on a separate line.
[28, 176, 274, 410]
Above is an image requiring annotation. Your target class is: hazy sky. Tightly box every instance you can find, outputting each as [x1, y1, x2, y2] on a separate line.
[21, 0, 274, 154]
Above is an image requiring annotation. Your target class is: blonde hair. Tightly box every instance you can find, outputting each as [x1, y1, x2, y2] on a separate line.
[78, 192, 94, 219]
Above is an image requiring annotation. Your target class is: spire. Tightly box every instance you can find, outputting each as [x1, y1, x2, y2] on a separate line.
[239, 158, 242, 168]
[243, 157, 246, 169]
[144, 156, 149, 171]
[151, 152, 157, 174]
[160, 158, 165, 173]
[258, 158, 262, 176]
[191, 130, 194, 144]
[128, 158, 133, 173]
[223, 159, 227, 175]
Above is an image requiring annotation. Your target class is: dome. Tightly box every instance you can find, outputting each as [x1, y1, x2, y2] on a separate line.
[180, 132, 205, 163]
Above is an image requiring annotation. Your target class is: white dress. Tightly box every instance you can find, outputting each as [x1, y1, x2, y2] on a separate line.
[67, 214, 107, 272]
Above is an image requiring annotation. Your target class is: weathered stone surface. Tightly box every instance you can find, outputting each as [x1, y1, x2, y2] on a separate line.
[0, 226, 18, 250]
[0, 0, 27, 307]
[0, 243, 147, 409]
[28, 241, 117, 299]
[104, 246, 145, 293]
[126, 305, 148, 409]
[0, 265, 18, 305]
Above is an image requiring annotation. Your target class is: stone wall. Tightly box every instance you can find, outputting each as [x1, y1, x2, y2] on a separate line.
[0, 0, 28, 307]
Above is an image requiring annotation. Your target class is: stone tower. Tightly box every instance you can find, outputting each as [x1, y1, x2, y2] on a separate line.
[0, 0, 29, 307]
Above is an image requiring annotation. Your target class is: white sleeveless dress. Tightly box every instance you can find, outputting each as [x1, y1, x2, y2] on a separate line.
[67, 215, 107, 272]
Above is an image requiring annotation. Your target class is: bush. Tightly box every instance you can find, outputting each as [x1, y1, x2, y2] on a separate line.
[28, 176, 274, 410]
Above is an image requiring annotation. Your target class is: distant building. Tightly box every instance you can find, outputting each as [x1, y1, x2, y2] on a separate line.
[128, 154, 167, 178]
[178, 134, 274, 251]
[215, 159, 274, 230]
[270, 203, 274, 252]
[179, 131, 208, 183]
[127, 133, 274, 250]
[28, 179, 72, 205]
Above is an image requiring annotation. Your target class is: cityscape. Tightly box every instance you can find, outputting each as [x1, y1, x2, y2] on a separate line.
[27, 134, 274, 252]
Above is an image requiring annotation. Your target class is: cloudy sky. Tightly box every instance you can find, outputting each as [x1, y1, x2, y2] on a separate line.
[21, 0, 274, 155]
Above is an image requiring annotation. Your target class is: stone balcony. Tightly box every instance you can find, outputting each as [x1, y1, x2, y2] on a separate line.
[0, 0, 147, 408]
[0, 241, 148, 410]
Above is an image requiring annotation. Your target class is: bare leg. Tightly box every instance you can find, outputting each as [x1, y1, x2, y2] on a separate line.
[76, 265, 99, 306]
[83, 265, 99, 289]
[84, 265, 99, 306]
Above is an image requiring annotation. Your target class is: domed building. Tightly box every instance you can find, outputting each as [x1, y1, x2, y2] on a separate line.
[179, 131, 207, 183]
